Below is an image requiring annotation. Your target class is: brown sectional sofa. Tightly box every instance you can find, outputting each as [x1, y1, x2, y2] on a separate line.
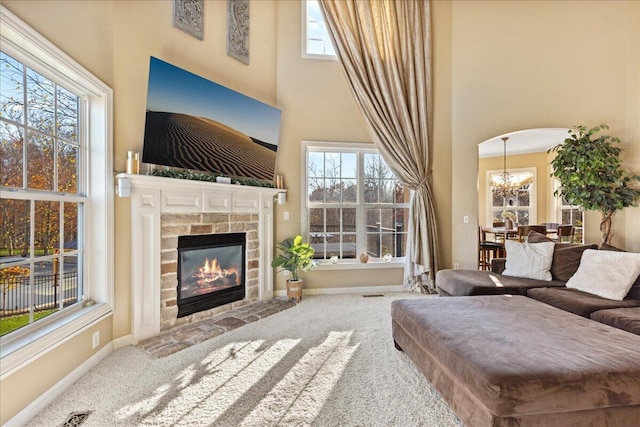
[391, 238, 640, 426]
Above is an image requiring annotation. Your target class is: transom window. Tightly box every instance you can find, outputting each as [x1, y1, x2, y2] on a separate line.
[487, 169, 536, 226]
[304, 142, 410, 261]
[303, 0, 336, 58]
[0, 51, 84, 337]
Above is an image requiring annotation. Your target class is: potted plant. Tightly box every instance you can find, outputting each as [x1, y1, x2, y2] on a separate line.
[271, 235, 315, 301]
[549, 124, 640, 244]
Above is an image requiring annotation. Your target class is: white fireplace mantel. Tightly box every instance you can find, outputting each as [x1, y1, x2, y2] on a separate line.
[117, 173, 282, 343]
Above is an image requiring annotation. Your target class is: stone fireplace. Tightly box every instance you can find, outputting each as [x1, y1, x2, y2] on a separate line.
[119, 173, 281, 343]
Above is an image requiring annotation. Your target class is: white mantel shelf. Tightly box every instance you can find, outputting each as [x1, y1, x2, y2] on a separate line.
[116, 173, 282, 343]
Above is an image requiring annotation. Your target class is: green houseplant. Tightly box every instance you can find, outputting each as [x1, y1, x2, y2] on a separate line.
[271, 235, 315, 280]
[271, 235, 315, 301]
[549, 124, 640, 244]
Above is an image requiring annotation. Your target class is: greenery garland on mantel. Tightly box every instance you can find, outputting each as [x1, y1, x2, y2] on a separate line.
[150, 168, 275, 188]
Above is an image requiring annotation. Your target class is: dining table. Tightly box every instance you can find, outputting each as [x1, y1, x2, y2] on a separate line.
[482, 226, 559, 242]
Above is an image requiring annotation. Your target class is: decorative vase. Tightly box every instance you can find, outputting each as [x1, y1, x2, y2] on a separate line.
[286, 279, 303, 302]
[505, 219, 513, 229]
[359, 253, 369, 263]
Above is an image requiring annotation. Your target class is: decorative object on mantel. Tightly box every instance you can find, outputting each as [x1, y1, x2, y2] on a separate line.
[227, 0, 249, 64]
[126, 151, 140, 175]
[173, 0, 204, 40]
[271, 235, 315, 302]
[275, 174, 285, 189]
[360, 253, 369, 263]
[150, 168, 274, 188]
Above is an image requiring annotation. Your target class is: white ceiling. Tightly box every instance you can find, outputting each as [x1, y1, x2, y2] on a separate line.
[478, 128, 569, 158]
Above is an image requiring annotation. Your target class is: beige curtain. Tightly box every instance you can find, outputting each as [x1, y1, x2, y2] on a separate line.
[318, 0, 438, 292]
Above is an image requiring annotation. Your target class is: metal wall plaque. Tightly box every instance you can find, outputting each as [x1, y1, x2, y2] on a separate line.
[227, 0, 249, 64]
[173, 0, 204, 40]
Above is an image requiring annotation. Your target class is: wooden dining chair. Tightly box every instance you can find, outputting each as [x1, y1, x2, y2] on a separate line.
[556, 224, 575, 243]
[517, 225, 547, 242]
[478, 226, 505, 270]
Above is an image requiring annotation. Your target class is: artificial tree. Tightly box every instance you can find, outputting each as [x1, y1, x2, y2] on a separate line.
[549, 124, 640, 245]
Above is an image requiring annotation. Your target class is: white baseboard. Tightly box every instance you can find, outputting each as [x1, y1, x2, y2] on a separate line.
[274, 284, 406, 297]
[112, 334, 133, 350]
[5, 343, 113, 427]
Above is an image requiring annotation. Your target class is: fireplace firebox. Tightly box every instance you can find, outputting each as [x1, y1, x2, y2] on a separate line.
[177, 233, 246, 318]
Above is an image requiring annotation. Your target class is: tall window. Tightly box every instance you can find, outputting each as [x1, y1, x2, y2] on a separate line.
[0, 5, 112, 360]
[559, 195, 584, 243]
[0, 52, 84, 336]
[303, 0, 336, 58]
[305, 142, 410, 261]
[487, 169, 536, 226]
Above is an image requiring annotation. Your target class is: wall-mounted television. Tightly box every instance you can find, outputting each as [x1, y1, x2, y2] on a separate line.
[142, 57, 282, 182]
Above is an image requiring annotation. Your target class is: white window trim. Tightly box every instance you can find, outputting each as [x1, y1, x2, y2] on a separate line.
[301, 0, 337, 60]
[301, 140, 406, 268]
[485, 167, 537, 226]
[0, 6, 113, 376]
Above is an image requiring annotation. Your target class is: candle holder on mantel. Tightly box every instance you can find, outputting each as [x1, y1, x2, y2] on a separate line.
[275, 174, 286, 204]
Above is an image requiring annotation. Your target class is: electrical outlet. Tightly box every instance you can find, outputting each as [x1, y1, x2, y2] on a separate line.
[92, 331, 100, 349]
[283, 270, 290, 276]
[463, 216, 469, 224]
[283, 211, 289, 221]
[454, 263, 460, 270]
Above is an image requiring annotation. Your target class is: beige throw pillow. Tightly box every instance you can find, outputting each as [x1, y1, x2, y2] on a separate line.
[566, 249, 640, 301]
[502, 240, 555, 281]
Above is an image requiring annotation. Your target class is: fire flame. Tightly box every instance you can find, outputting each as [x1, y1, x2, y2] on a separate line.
[195, 257, 239, 286]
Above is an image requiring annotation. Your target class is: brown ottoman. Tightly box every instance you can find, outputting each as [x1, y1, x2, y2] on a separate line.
[391, 295, 640, 426]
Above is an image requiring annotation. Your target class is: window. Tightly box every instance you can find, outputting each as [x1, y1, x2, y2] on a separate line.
[1, 51, 84, 336]
[304, 142, 410, 262]
[0, 6, 112, 368]
[487, 169, 536, 226]
[303, 0, 336, 58]
[558, 194, 584, 243]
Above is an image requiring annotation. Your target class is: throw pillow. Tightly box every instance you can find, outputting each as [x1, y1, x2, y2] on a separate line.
[598, 244, 640, 300]
[566, 249, 640, 301]
[550, 243, 599, 282]
[527, 230, 552, 243]
[502, 240, 555, 281]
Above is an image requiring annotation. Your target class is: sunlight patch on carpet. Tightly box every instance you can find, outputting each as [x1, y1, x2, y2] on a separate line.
[117, 339, 300, 425]
[239, 330, 359, 426]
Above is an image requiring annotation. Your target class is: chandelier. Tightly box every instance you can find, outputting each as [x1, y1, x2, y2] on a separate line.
[492, 136, 524, 198]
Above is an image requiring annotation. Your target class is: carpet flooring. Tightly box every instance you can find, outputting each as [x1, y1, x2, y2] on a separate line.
[27, 293, 462, 427]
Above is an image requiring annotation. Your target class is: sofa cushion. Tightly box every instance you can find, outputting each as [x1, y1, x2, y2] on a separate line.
[502, 240, 555, 281]
[598, 243, 640, 300]
[436, 269, 566, 296]
[527, 287, 640, 317]
[526, 231, 598, 281]
[566, 249, 640, 300]
[590, 307, 640, 336]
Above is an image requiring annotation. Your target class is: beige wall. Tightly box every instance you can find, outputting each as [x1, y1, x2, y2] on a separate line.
[451, 0, 640, 268]
[3, 0, 640, 422]
[478, 152, 551, 227]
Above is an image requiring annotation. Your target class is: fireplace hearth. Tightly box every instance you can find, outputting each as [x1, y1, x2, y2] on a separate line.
[177, 233, 246, 317]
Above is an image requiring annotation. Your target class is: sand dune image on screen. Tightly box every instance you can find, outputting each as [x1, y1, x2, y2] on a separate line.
[143, 111, 276, 181]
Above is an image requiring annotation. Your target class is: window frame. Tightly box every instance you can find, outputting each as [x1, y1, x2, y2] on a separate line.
[301, 0, 337, 60]
[485, 167, 537, 226]
[0, 6, 113, 375]
[553, 179, 585, 243]
[302, 141, 409, 268]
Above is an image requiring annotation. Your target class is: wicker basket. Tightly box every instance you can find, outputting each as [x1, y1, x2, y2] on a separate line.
[286, 279, 303, 302]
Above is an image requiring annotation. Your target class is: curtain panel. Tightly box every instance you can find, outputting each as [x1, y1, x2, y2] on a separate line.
[318, 0, 439, 291]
